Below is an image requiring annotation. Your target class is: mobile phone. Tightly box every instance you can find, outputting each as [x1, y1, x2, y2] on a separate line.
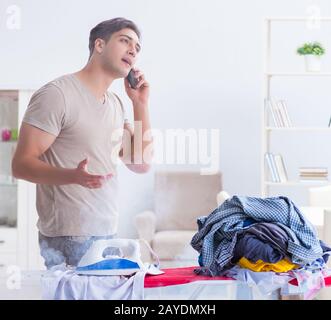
[126, 69, 139, 89]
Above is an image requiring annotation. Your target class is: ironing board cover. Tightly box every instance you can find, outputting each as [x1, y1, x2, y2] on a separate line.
[144, 266, 331, 288]
[144, 266, 233, 288]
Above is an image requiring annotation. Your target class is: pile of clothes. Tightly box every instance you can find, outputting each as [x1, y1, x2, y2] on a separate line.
[191, 195, 331, 298]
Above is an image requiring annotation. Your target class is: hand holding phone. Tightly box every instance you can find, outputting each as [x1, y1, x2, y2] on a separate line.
[126, 69, 139, 89]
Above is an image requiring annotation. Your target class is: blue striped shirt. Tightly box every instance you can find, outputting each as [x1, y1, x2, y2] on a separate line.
[191, 196, 323, 276]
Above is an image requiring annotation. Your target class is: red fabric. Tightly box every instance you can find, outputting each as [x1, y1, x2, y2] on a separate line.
[144, 266, 234, 288]
[144, 266, 331, 289]
[288, 275, 331, 287]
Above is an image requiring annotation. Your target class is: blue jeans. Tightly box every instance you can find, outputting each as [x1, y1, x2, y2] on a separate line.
[38, 232, 116, 269]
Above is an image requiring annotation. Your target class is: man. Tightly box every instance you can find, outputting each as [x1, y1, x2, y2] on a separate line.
[12, 18, 153, 268]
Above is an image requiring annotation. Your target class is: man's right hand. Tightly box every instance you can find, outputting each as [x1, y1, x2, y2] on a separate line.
[74, 158, 112, 189]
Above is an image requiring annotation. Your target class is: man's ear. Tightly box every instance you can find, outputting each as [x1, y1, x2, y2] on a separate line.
[94, 38, 105, 54]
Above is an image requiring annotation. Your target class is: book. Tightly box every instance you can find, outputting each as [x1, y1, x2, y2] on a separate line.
[279, 100, 292, 127]
[265, 153, 280, 182]
[269, 98, 281, 127]
[276, 101, 288, 127]
[274, 154, 288, 182]
[299, 166, 329, 181]
[299, 176, 329, 181]
[271, 153, 281, 182]
[265, 153, 276, 181]
[300, 172, 328, 175]
[270, 98, 285, 127]
[300, 173, 328, 177]
[266, 99, 280, 127]
[299, 167, 328, 174]
[267, 98, 292, 127]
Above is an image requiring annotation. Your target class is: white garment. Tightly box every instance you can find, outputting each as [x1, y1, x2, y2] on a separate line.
[223, 266, 292, 297]
[41, 264, 146, 300]
[23, 74, 126, 237]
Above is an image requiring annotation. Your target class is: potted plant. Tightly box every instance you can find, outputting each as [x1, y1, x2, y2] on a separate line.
[297, 42, 325, 72]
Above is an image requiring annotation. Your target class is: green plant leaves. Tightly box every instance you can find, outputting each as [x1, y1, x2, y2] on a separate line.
[296, 42, 325, 56]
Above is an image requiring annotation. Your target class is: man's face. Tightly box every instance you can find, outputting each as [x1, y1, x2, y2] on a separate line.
[98, 28, 141, 78]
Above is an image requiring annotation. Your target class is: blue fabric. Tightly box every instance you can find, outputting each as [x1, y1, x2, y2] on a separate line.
[243, 218, 256, 228]
[302, 240, 331, 271]
[191, 195, 323, 276]
[232, 222, 292, 264]
[198, 254, 203, 267]
[38, 232, 117, 269]
[320, 240, 331, 264]
[233, 235, 284, 264]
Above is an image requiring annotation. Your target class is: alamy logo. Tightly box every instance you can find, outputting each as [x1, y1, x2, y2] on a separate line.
[6, 265, 21, 290]
[306, 5, 321, 30]
[110, 124, 220, 175]
[6, 5, 21, 30]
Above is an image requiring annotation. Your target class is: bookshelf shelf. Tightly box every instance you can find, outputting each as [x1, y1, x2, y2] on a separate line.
[262, 16, 331, 197]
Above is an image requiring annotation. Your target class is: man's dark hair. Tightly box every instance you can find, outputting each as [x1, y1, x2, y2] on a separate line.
[88, 17, 141, 59]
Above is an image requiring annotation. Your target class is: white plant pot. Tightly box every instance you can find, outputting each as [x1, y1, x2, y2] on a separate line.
[304, 55, 322, 72]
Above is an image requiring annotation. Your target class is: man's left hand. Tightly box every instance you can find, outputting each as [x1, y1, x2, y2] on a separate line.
[124, 68, 150, 106]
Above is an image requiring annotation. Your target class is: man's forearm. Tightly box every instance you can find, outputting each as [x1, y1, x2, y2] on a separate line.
[12, 156, 76, 185]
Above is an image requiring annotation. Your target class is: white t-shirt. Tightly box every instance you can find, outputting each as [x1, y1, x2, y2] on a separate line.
[23, 73, 126, 236]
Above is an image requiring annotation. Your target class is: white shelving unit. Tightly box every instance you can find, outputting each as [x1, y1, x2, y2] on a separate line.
[0, 89, 45, 272]
[262, 17, 331, 197]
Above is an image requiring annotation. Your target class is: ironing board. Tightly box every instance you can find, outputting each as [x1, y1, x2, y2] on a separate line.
[143, 266, 274, 300]
[143, 266, 331, 300]
[144, 266, 233, 287]
[1, 267, 330, 300]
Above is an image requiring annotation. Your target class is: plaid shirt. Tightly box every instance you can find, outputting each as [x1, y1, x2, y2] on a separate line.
[191, 196, 323, 276]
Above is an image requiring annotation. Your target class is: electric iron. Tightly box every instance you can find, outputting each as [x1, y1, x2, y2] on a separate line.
[76, 238, 164, 276]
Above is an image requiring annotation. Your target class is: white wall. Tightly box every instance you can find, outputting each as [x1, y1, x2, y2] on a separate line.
[1, 0, 331, 237]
